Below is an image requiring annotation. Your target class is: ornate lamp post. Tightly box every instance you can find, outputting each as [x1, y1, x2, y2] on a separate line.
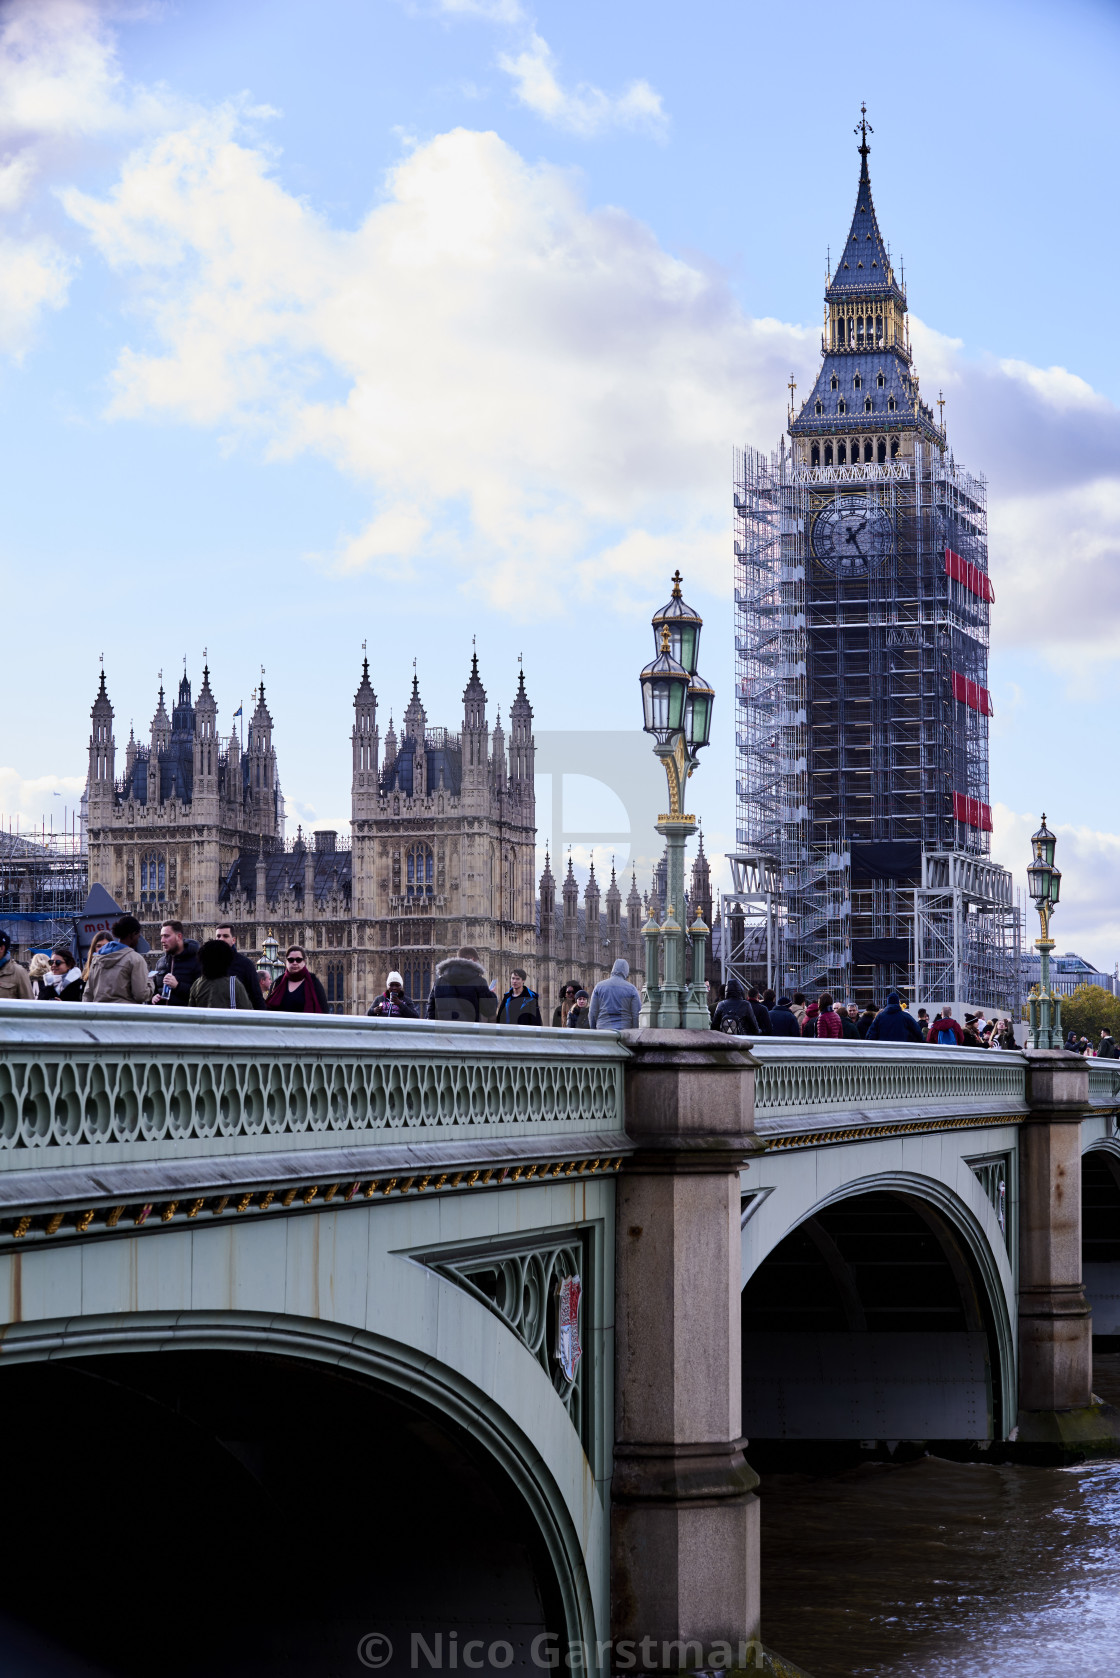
[257, 929, 285, 993]
[1026, 814, 1063, 1049]
[639, 571, 714, 1028]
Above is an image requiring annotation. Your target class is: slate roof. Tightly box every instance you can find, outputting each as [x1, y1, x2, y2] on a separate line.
[826, 148, 905, 306]
[380, 736, 463, 798]
[218, 841, 352, 907]
[792, 351, 939, 440]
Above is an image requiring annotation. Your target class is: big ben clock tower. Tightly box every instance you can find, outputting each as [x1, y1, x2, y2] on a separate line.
[727, 110, 1017, 1015]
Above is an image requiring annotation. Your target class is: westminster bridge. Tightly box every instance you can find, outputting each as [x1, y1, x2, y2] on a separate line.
[0, 1002, 1117, 1675]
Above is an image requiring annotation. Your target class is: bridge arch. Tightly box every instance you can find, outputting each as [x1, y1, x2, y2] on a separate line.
[1081, 1139, 1120, 1341]
[741, 1171, 1016, 1448]
[0, 1309, 595, 1676]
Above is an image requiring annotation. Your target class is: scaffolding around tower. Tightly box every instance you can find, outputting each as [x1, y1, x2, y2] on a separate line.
[729, 441, 1018, 1013]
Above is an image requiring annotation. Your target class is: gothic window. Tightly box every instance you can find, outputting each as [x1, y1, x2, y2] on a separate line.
[824, 443, 834, 467]
[506, 848, 516, 923]
[403, 964, 431, 1004]
[837, 442, 846, 465]
[811, 444, 820, 468]
[830, 374, 838, 390]
[864, 396, 872, 413]
[877, 372, 885, 388]
[392, 850, 401, 895]
[875, 314, 883, 344]
[890, 437, 900, 458]
[863, 439, 873, 463]
[837, 399, 846, 415]
[836, 318, 845, 346]
[406, 841, 434, 898]
[326, 961, 346, 1014]
[853, 374, 861, 389]
[856, 316, 865, 344]
[887, 395, 896, 412]
[140, 852, 166, 904]
[877, 438, 887, 463]
[815, 399, 823, 415]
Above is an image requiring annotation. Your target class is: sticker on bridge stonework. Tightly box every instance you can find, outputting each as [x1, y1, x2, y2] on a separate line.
[555, 1275, 582, 1384]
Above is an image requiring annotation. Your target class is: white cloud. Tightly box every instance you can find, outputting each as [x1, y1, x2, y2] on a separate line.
[0, 231, 72, 356]
[991, 804, 1120, 973]
[0, 768, 86, 831]
[497, 32, 666, 137]
[64, 118, 808, 616]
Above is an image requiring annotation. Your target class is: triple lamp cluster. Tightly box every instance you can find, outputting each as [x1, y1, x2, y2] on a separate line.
[638, 572, 714, 1029]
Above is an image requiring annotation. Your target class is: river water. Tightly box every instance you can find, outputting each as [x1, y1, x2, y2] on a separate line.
[759, 1358, 1120, 1677]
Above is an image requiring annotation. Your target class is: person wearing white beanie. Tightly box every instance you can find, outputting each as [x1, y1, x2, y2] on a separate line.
[367, 970, 419, 1018]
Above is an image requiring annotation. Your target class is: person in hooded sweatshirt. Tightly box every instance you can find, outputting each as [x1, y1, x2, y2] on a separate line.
[84, 915, 154, 1004]
[866, 990, 923, 1042]
[712, 977, 759, 1035]
[588, 958, 642, 1031]
[426, 946, 498, 1023]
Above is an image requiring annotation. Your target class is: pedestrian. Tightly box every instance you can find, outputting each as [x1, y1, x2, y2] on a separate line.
[916, 1008, 930, 1042]
[566, 989, 591, 1027]
[1065, 1031, 1078, 1053]
[496, 968, 543, 1026]
[841, 1003, 860, 1039]
[769, 995, 801, 1036]
[368, 970, 419, 1017]
[1078, 1036, 1093, 1056]
[28, 952, 51, 998]
[426, 946, 497, 1023]
[712, 977, 759, 1035]
[84, 915, 154, 1004]
[856, 1003, 877, 1037]
[961, 1014, 987, 1047]
[43, 948, 84, 1001]
[588, 958, 642, 1030]
[552, 981, 579, 1028]
[265, 946, 328, 1013]
[213, 924, 266, 1008]
[81, 931, 111, 988]
[998, 1018, 1017, 1050]
[790, 992, 808, 1027]
[1097, 1029, 1120, 1060]
[801, 1000, 821, 1037]
[188, 939, 254, 1009]
[814, 993, 843, 1039]
[152, 920, 202, 1006]
[929, 1006, 964, 1046]
[866, 990, 923, 1043]
[747, 986, 774, 1034]
[0, 931, 33, 1000]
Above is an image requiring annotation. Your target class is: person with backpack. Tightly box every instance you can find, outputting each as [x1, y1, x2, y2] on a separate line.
[712, 977, 759, 1035]
[188, 939, 254, 1009]
[929, 1007, 964, 1046]
[1097, 1029, 1120, 1060]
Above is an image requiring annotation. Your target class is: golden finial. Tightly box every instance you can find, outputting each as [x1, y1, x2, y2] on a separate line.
[660, 625, 671, 654]
[937, 389, 946, 430]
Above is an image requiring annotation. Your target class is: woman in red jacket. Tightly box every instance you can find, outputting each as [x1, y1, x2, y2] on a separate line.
[813, 993, 843, 1039]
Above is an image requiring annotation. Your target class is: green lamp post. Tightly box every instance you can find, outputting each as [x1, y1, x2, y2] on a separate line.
[638, 571, 714, 1028]
[1026, 814, 1063, 1049]
[257, 928, 285, 993]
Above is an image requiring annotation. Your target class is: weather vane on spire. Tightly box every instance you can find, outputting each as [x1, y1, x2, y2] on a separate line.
[855, 102, 872, 160]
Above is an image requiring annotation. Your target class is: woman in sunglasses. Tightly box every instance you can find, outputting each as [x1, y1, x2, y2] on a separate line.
[264, 946, 328, 1013]
[44, 947, 85, 1001]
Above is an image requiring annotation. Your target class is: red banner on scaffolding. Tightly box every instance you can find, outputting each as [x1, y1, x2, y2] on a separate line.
[952, 790, 993, 831]
[945, 547, 995, 603]
[950, 670, 994, 715]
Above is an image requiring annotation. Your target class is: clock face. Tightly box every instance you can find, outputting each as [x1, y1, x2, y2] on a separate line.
[811, 495, 893, 575]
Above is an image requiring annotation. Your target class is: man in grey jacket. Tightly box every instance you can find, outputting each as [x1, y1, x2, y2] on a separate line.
[85, 915, 154, 1005]
[588, 958, 642, 1030]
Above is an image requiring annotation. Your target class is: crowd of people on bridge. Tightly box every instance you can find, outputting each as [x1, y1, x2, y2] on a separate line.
[7, 918, 1114, 1055]
[707, 979, 1022, 1048]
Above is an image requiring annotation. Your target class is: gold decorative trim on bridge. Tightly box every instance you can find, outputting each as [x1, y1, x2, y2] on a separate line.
[0, 1154, 625, 1254]
[762, 1113, 1023, 1152]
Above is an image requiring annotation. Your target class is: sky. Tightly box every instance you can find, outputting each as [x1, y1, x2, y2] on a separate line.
[1, 0, 1119, 964]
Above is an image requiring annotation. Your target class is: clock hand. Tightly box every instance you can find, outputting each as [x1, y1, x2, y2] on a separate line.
[848, 530, 865, 557]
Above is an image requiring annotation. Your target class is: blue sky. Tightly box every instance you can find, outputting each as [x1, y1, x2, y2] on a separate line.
[2, 0, 1119, 962]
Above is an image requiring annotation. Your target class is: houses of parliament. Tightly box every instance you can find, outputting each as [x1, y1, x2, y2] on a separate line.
[84, 655, 701, 1012]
